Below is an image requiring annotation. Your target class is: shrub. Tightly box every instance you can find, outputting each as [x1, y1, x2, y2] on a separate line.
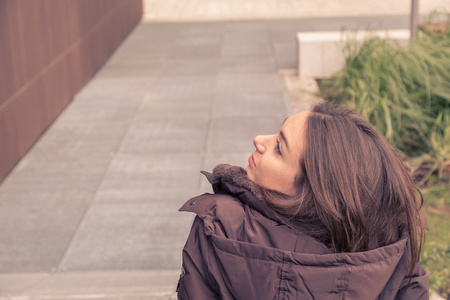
[320, 23, 450, 186]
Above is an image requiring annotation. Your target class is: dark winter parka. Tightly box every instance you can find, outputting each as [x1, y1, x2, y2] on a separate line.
[177, 164, 429, 300]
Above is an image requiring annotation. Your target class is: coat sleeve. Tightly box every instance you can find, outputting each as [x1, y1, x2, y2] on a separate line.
[177, 216, 220, 300]
[395, 262, 429, 300]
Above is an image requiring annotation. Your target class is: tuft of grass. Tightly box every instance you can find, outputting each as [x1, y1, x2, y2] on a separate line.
[421, 180, 450, 206]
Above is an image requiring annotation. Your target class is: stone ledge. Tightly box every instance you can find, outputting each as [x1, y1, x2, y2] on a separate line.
[297, 29, 410, 78]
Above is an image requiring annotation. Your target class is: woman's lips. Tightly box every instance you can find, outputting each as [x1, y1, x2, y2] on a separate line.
[248, 153, 256, 167]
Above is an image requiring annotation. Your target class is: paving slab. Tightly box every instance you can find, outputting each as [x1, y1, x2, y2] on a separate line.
[223, 31, 271, 44]
[56, 97, 142, 123]
[148, 74, 217, 95]
[174, 35, 222, 46]
[212, 91, 287, 118]
[131, 23, 182, 37]
[0, 155, 112, 193]
[135, 94, 213, 120]
[169, 44, 222, 60]
[107, 46, 172, 64]
[177, 23, 225, 35]
[215, 73, 285, 92]
[94, 62, 164, 78]
[21, 122, 128, 163]
[221, 43, 274, 57]
[224, 21, 269, 32]
[118, 118, 208, 155]
[60, 202, 192, 271]
[0, 190, 91, 273]
[160, 59, 219, 76]
[94, 154, 202, 203]
[219, 56, 277, 73]
[75, 78, 154, 98]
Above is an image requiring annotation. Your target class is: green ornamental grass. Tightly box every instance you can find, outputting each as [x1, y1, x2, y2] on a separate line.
[320, 28, 450, 185]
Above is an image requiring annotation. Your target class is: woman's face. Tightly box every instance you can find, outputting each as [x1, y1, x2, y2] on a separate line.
[246, 110, 309, 195]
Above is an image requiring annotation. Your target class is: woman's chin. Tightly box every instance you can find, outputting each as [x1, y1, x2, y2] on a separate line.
[245, 165, 253, 177]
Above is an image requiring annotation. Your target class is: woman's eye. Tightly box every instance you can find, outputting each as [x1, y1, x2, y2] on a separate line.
[275, 139, 282, 155]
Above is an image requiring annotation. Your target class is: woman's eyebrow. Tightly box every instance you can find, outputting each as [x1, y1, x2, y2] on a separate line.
[280, 130, 289, 152]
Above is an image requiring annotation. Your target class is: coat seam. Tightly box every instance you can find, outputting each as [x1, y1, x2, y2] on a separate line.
[336, 262, 350, 300]
[277, 252, 288, 300]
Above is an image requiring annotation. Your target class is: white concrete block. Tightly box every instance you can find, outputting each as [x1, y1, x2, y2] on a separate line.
[297, 30, 410, 78]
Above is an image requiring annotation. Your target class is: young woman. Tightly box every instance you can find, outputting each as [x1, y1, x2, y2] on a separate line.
[177, 102, 428, 300]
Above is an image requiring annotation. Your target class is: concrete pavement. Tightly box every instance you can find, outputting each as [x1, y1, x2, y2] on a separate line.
[1, 2, 448, 299]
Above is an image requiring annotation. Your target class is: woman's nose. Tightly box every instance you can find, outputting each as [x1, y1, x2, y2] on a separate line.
[253, 135, 268, 153]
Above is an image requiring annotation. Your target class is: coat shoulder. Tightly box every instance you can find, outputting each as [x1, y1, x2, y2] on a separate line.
[180, 193, 245, 216]
[179, 193, 246, 238]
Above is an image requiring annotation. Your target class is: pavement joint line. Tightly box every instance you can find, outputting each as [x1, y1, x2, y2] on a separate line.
[53, 94, 143, 272]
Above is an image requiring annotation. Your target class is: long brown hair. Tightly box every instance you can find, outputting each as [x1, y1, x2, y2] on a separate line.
[261, 101, 424, 273]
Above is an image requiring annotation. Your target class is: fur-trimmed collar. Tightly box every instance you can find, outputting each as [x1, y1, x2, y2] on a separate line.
[201, 164, 292, 226]
[201, 164, 264, 200]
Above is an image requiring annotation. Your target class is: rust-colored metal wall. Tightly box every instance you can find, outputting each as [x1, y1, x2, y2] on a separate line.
[0, 0, 143, 183]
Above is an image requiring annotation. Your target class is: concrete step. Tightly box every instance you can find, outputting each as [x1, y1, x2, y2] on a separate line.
[0, 270, 180, 300]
